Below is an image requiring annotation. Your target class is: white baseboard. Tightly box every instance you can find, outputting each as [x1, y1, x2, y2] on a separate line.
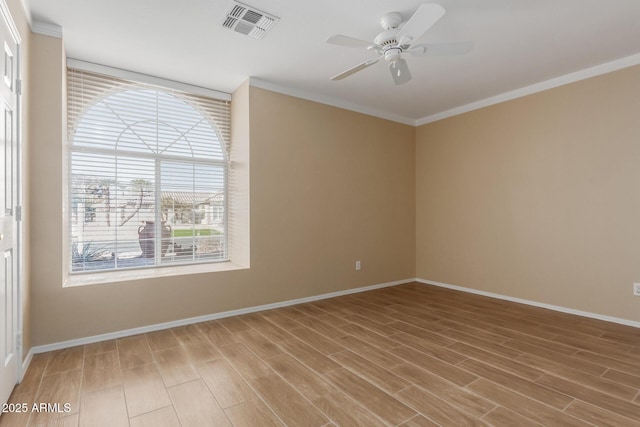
[24, 276, 638, 369]
[19, 347, 33, 382]
[416, 278, 640, 329]
[29, 278, 415, 355]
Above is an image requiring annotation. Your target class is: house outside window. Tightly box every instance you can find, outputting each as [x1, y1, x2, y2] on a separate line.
[67, 68, 231, 273]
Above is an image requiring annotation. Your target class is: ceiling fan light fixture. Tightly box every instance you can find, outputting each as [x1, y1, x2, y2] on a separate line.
[390, 59, 412, 85]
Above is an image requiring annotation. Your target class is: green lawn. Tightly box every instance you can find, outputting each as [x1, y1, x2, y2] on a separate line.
[172, 228, 220, 237]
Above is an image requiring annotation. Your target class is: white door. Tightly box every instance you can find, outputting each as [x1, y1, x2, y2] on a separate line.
[0, 3, 18, 407]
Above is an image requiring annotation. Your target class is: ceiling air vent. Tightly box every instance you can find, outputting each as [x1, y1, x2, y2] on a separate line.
[222, 2, 279, 40]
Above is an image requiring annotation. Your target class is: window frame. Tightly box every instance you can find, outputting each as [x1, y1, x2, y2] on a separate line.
[64, 61, 233, 280]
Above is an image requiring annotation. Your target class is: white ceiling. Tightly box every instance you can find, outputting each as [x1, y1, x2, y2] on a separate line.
[26, 0, 640, 125]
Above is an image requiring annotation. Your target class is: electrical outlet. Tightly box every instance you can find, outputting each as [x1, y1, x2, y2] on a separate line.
[634, 283, 640, 296]
[355, 261, 361, 271]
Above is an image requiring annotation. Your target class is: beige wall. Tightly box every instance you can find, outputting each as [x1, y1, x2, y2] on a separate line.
[229, 80, 250, 267]
[25, 18, 638, 348]
[28, 33, 66, 346]
[416, 65, 640, 322]
[248, 86, 415, 299]
[27, 47, 416, 345]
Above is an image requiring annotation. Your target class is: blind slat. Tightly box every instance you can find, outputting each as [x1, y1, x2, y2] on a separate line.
[67, 67, 230, 273]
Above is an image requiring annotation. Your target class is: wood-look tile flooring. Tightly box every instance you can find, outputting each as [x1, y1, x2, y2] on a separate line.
[2, 282, 640, 426]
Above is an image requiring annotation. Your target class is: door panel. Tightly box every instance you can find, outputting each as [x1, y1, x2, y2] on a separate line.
[0, 5, 18, 407]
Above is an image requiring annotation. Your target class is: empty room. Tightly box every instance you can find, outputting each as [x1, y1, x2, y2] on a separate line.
[1, 0, 639, 425]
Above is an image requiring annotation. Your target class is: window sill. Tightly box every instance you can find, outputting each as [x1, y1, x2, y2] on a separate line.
[63, 261, 248, 287]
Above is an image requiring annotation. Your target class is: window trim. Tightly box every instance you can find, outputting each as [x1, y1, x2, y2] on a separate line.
[64, 259, 248, 287]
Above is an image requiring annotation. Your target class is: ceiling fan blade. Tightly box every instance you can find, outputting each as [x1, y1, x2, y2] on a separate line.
[389, 59, 412, 85]
[331, 57, 381, 81]
[410, 41, 473, 56]
[397, 3, 446, 46]
[326, 35, 376, 49]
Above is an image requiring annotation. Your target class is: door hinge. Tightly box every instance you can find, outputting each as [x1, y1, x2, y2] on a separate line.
[15, 205, 22, 221]
[15, 79, 22, 95]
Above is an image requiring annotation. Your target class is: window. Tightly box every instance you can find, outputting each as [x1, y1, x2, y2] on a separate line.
[67, 67, 231, 273]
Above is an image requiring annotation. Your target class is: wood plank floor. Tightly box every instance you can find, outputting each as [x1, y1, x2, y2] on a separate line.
[2, 282, 639, 426]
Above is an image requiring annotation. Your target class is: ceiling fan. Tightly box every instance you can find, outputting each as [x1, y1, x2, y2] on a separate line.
[326, 3, 472, 85]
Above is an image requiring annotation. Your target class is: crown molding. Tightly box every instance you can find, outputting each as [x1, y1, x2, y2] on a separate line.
[32, 20, 62, 38]
[251, 53, 640, 128]
[249, 77, 416, 126]
[415, 53, 640, 126]
[22, 9, 640, 128]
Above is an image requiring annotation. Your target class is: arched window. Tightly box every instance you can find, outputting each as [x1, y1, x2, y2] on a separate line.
[67, 68, 230, 272]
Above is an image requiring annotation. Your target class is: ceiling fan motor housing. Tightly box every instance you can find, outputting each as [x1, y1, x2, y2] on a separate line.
[375, 28, 404, 63]
[374, 12, 406, 60]
[374, 29, 399, 47]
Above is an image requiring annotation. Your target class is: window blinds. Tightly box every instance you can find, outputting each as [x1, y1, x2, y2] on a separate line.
[67, 67, 231, 273]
